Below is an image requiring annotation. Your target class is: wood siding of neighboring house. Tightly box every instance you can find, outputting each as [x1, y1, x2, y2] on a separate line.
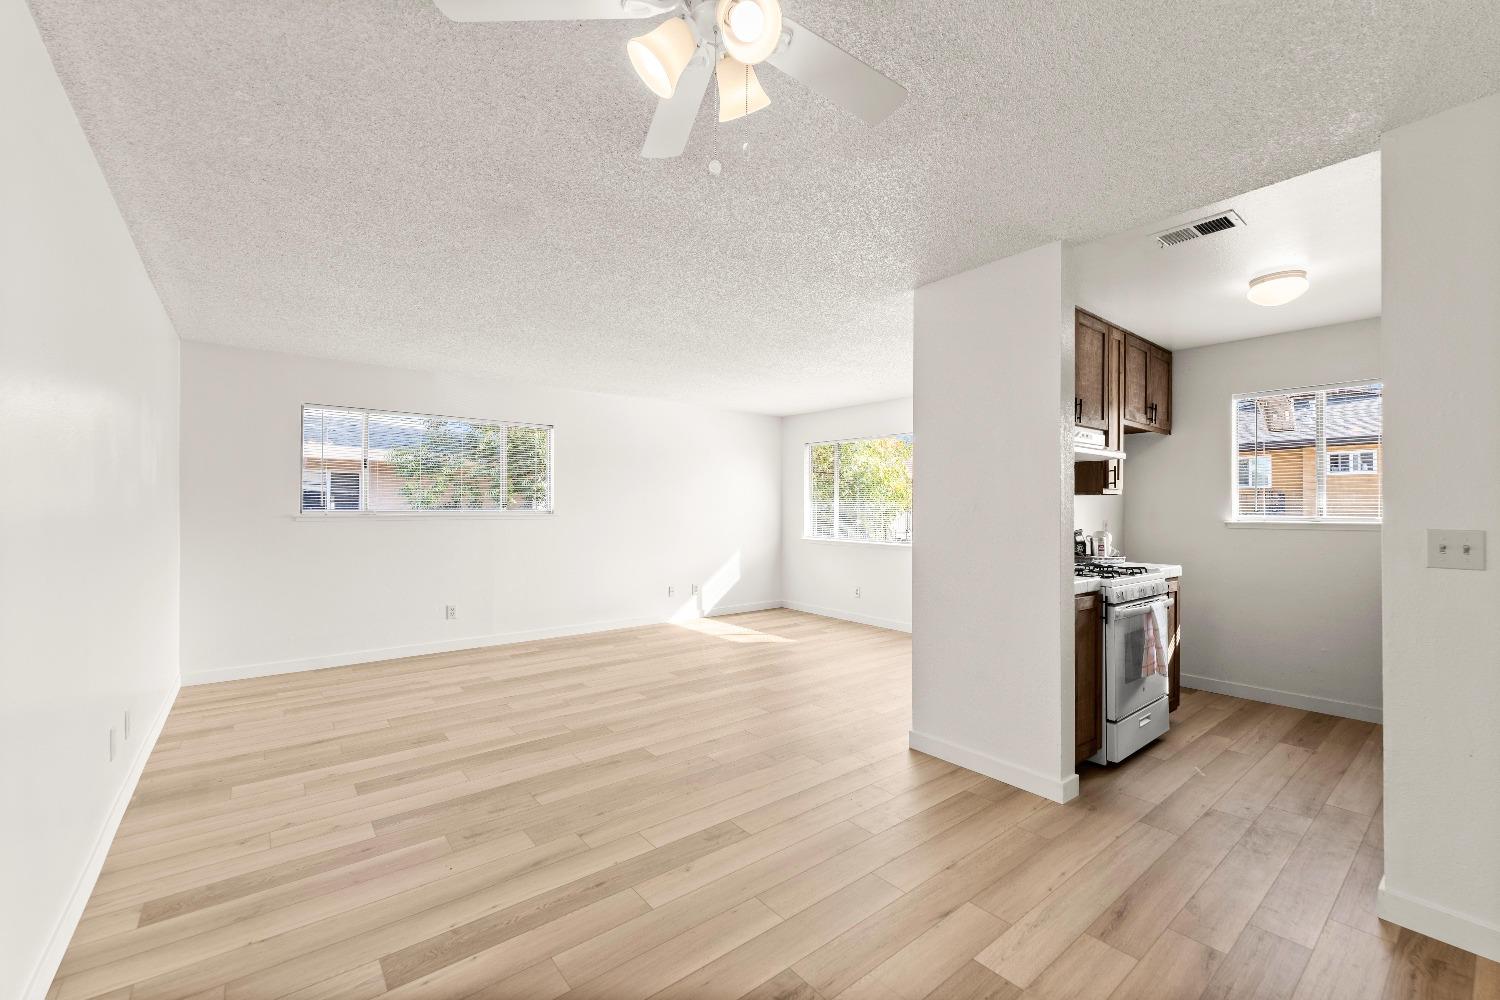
[1237, 443, 1383, 517]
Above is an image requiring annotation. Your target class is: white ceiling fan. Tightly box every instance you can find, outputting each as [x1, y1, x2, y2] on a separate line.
[435, 0, 908, 159]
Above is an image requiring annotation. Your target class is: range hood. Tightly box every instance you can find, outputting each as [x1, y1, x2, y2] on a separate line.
[1072, 427, 1126, 462]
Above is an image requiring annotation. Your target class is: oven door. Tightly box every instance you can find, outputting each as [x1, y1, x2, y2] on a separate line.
[1104, 595, 1173, 722]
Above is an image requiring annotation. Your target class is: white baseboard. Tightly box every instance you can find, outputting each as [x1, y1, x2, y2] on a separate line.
[782, 601, 912, 633]
[23, 682, 178, 1000]
[182, 600, 786, 686]
[1378, 877, 1500, 963]
[1181, 673, 1381, 723]
[908, 729, 1078, 803]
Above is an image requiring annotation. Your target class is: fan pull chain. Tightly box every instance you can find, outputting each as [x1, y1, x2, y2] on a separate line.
[708, 30, 723, 176]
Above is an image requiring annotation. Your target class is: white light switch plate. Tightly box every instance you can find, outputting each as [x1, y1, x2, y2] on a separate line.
[1427, 529, 1486, 570]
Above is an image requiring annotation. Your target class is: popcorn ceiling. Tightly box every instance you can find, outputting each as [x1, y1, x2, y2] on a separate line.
[27, 0, 1500, 414]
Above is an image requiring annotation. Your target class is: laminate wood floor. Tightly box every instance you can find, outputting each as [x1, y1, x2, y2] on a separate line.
[50, 609, 1497, 1000]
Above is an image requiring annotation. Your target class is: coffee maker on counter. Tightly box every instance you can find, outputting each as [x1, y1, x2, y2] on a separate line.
[1074, 527, 1118, 559]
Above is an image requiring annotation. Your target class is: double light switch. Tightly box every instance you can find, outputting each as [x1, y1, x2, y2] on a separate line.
[1427, 529, 1487, 570]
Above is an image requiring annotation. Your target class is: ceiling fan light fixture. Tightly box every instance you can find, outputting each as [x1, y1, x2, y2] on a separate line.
[627, 17, 696, 99]
[1247, 269, 1310, 307]
[716, 0, 781, 64]
[716, 56, 771, 121]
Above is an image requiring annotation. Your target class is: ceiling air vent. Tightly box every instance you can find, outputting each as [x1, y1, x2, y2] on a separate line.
[1153, 210, 1246, 248]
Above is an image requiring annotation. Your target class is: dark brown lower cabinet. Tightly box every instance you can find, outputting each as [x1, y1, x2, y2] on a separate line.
[1168, 578, 1181, 712]
[1074, 592, 1102, 765]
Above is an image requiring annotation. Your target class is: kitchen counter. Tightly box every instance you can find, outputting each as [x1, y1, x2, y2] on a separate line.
[1073, 562, 1182, 595]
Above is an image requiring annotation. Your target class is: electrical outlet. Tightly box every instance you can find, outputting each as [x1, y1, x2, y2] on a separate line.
[691, 583, 699, 595]
[1427, 529, 1486, 570]
[667, 585, 675, 598]
[109, 727, 116, 762]
[444, 605, 457, 620]
[854, 587, 862, 599]
[124, 710, 131, 741]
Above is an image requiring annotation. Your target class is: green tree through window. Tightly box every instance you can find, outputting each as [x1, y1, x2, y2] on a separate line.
[806, 435, 913, 543]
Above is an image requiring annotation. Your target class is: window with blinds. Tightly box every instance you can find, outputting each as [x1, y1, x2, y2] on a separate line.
[301, 405, 553, 515]
[1231, 381, 1382, 523]
[805, 435, 914, 544]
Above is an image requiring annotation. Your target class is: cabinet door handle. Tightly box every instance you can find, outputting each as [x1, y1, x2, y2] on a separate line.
[1147, 402, 1157, 423]
[1074, 397, 1083, 421]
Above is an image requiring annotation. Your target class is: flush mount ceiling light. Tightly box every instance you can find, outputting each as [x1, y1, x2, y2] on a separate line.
[434, 0, 907, 159]
[627, 17, 697, 98]
[716, 56, 770, 122]
[716, 0, 781, 64]
[1247, 269, 1310, 307]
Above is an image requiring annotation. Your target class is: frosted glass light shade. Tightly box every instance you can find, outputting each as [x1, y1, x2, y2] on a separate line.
[1247, 269, 1310, 307]
[628, 18, 697, 99]
[717, 56, 771, 122]
[715, 0, 781, 64]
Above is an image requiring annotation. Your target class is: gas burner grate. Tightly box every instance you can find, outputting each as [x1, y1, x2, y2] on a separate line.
[1075, 562, 1150, 579]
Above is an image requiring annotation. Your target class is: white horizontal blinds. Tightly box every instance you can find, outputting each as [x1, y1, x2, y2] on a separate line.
[806, 435, 914, 544]
[1234, 390, 1317, 519]
[301, 405, 365, 512]
[300, 404, 553, 514]
[505, 425, 552, 511]
[1231, 381, 1383, 522]
[1322, 384, 1383, 521]
[807, 442, 836, 539]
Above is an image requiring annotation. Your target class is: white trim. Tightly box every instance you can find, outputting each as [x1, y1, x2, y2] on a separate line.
[1180, 672, 1381, 723]
[781, 601, 912, 633]
[798, 536, 912, 549]
[1223, 519, 1379, 531]
[908, 729, 1078, 803]
[182, 601, 785, 686]
[293, 510, 558, 521]
[23, 682, 178, 1000]
[1378, 877, 1500, 963]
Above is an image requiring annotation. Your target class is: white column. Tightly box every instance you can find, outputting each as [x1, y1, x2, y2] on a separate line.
[911, 242, 1077, 802]
[1379, 91, 1500, 962]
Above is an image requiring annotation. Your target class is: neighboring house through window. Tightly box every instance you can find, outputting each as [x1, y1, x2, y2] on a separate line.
[805, 434, 914, 544]
[301, 404, 554, 514]
[1231, 381, 1383, 522]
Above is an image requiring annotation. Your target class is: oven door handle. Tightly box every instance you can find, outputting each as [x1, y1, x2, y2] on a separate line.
[1110, 597, 1174, 620]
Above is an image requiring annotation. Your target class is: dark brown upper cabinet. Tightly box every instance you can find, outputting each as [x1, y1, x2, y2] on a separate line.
[1074, 311, 1109, 431]
[1121, 334, 1151, 427]
[1075, 309, 1171, 496]
[1122, 332, 1172, 433]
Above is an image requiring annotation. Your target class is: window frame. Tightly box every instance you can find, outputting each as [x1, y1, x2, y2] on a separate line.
[298, 403, 556, 518]
[1228, 378, 1382, 526]
[802, 433, 914, 547]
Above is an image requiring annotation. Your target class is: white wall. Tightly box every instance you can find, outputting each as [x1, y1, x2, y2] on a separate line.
[0, 3, 181, 996]
[912, 243, 1076, 802]
[179, 342, 781, 682]
[1122, 319, 1383, 721]
[781, 398, 913, 631]
[1074, 494, 1124, 554]
[1378, 92, 1500, 962]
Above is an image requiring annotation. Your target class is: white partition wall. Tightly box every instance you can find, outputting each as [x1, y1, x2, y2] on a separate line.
[1379, 92, 1500, 961]
[910, 243, 1076, 802]
[1, 3, 182, 996]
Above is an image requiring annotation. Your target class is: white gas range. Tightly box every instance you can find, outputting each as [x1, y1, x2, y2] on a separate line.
[1075, 560, 1181, 764]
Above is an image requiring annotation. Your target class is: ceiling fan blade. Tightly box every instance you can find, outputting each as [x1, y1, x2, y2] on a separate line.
[640, 55, 711, 158]
[766, 17, 907, 125]
[435, 0, 666, 22]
